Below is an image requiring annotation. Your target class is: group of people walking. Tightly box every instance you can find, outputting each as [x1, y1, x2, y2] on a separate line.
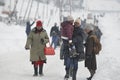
[25, 15, 102, 80]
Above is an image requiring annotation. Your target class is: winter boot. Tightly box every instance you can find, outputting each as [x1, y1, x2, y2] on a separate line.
[78, 52, 85, 61]
[87, 76, 92, 80]
[64, 69, 69, 78]
[39, 64, 44, 76]
[33, 65, 38, 76]
[87, 69, 95, 80]
[72, 70, 77, 80]
[69, 67, 73, 77]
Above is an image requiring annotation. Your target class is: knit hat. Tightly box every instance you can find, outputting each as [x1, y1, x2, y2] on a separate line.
[75, 18, 81, 24]
[86, 19, 94, 24]
[85, 23, 94, 31]
[36, 20, 42, 27]
[67, 15, 74, 21]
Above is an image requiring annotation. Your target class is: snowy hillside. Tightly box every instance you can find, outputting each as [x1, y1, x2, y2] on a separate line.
[1, 0, 60, 28]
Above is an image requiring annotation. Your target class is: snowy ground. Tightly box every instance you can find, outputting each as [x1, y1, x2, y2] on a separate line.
[0, 14, 120, 80]
[0, 0, 120, 80]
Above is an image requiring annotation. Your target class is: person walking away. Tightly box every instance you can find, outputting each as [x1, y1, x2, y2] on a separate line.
[50, 23, 60, 49]
[84, 23, 97, 80]
[61, 15, 74, 79]
[25, 20, 35, 36]
[94, 21, 103, 41]
[25, 20, 49, 76]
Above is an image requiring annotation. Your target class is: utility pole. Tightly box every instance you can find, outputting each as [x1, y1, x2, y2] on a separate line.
[27, 0, 33, 20]
[59, 0, 62, 22]
[19, 0, 24, 19]
[46, 0, 49, 18]
[42, 4, 45, 21]
[23, 0, 31, 20]
[12, 0, 18, 19]
[34, 0, 40, 19]
[69, 0, 72, 15]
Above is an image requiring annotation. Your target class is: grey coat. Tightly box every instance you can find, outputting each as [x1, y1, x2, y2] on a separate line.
[25, 28, 49, 61]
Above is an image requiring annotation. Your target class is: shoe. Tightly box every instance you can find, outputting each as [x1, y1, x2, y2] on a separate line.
[64, 74, 69, 78]
[87, 76, 92, 80]
[33, 74, 38, 76]
[39, 73, 44, 76]
[69, 67, 73, 77]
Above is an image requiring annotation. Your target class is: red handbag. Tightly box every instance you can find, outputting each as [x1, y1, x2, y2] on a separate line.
[44, 43, 55, 55]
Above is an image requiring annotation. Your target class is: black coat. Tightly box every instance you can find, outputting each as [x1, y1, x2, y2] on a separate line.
[84, 31, 97, 70]
[50, 26, 59, 37]
[94, 26, 102, 41]
[72, 27, 85, 54]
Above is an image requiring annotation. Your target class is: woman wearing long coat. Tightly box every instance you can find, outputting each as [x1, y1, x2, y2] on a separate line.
[25, 20, 49, 76]
[84, 24, 97, 80]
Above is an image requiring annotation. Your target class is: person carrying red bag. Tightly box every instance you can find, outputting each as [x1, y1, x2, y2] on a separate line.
[25, 20, 49, 76]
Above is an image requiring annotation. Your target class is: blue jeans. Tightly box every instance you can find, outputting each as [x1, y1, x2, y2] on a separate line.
[70, 58, 78, 71]
[51, 36, 59, 49]
[62, 39, 71, 71]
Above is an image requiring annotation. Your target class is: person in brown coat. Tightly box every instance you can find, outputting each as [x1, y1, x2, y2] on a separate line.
[25, 20, 49, 76]
[84, 23, 97, 80]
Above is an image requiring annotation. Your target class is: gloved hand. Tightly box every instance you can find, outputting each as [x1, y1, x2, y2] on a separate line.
[41, 38, 44, 44]
[84, 43, 87, 47]
[69, 40, 74, 48]
[60, 55, 64, 60]
[43, 60, 47, 63]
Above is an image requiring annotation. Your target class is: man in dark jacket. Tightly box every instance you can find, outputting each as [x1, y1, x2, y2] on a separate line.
[84, 24, 97, 80]
[50, 23, 60, 49]
[70, 18, 86, 80]
[94, 26, 103, 41]
[61, 15, 74, 79]
[25, 20, 35, 36]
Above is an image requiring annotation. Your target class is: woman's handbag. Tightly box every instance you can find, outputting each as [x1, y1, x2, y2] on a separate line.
[44, 43, 55, 55]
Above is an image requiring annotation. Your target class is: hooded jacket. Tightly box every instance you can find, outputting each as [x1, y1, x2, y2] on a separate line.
[61, 21, 74, 40]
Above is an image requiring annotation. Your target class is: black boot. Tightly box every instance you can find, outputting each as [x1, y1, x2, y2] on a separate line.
[69, 67, 73, 77]
[39, 64, 44, 76]
[87, 77, 91, 80]
[33, 65, 38, 76]
[72, 70, 77, 80]
[87, 69, 95, 80]
[64, 69, 69, 78]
